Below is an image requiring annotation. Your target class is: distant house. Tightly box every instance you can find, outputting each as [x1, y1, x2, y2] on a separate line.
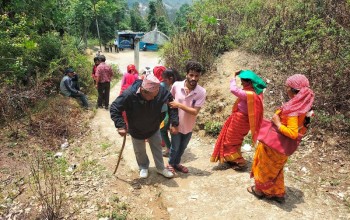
[140, 26, 169, 51]
[116, 31, 144, 49]
[116, 27, 169, 51]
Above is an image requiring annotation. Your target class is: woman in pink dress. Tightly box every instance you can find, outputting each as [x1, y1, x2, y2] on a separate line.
[120, 64, 139, 95]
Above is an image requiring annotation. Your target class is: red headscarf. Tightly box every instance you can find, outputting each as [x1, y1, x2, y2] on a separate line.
[127, 64, 138, 74]
[153, 66, 166, 81]
[281, 74, 314, 116]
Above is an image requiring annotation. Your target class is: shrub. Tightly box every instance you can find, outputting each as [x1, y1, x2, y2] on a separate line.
[204, 121, 222, 137]
[29, 151, 68, 219]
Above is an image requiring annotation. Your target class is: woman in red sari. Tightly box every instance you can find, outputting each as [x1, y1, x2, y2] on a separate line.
[247, 74, 314, 203]
[210, 70, 266, 170]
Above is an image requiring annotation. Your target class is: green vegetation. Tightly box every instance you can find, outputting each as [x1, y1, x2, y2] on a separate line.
[29, 151, 69, 219]
[100, 142, 112, 150]
[161, 0, 350, 141]
[97, 195, 129, 220]
[204, 121, 222, 137]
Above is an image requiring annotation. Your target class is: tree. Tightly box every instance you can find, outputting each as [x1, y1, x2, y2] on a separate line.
[130, 3, 147, 32]
[147, 1, 157, 30]
[157, 16, 170, 35]
[174, 4, 192, 31]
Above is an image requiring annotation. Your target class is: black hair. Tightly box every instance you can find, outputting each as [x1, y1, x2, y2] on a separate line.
[93, 57, 99, 62]
[241, 78, 252, 83]
[185, 61, 203, 74]
[162, 68, 182, 84]
[65, 68, 74, 75]
[291, 88, 300, 94]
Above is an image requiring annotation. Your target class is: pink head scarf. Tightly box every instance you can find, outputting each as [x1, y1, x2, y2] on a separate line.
[141, 74, 160, 92]
[280, 74, 315, 116]
[153, 66, 166, 81]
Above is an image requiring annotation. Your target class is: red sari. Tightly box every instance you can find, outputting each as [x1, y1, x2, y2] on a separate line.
[210, 90, 264, 164]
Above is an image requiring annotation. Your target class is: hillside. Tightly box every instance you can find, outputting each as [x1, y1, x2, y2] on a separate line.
[1, 49, 349, 219]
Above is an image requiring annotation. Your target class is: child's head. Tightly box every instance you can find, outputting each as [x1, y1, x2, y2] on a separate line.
[162, 68, 181, 86]
[93, 57, 100, 65]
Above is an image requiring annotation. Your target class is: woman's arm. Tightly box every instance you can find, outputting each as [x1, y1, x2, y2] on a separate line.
[272, 114, 299, 139]
[230, 78, 247, 100]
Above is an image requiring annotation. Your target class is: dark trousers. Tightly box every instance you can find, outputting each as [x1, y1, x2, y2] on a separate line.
[114, 45, 119, 53]
[97, 82, 110, 108]
[70, 93, 89, 108]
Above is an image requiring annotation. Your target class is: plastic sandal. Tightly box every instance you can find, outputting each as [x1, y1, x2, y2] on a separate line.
[247, 186, 264, 199]
[175, 164, 189, 173]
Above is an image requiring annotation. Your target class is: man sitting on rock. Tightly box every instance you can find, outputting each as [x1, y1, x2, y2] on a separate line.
[60, 68, 89, 109]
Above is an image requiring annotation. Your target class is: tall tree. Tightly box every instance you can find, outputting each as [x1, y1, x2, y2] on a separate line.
[174, 3, 192, 31]
[147, 1, 157, 30]
[157, 16, 170, 35]
[130, 3, 147, 31]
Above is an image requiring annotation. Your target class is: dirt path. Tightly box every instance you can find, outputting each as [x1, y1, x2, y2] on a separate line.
[72, 50, 349, 219]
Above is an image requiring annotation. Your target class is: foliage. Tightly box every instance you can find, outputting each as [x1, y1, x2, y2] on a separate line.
[130, 3, 148, 31]
[29, 96, 87, 148]
[146, 0, 172, 35]
[162, 0, 350, 135]
[0, 84, 49, 137]
[29, 151, 68, 219]
[0, 0, 125, 88]
[161, 14, 220, 73]
[174, 4, 192, 31]
[204, 121, 222, 137]
[147, 1, 158, 30]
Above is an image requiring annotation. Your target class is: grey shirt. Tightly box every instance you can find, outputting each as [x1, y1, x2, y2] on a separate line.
[60, 75, 78, 96]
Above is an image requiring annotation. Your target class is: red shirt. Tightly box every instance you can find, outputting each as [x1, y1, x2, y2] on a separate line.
[95, 62, 113, 83]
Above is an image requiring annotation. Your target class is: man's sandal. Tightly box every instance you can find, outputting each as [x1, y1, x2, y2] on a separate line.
[175, 164, 189, 173]
[247, 186, 264, 199]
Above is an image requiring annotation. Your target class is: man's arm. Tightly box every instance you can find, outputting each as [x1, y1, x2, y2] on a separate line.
[110, 93, 127, 129]
[63, 78, 79, 94]
[167, 94, 179, 127]
[169, 101, 201, 116]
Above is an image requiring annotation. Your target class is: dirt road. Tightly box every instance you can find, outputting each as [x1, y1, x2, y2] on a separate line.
[78, 50, 349, 219]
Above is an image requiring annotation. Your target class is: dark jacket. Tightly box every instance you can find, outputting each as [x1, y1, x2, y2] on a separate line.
[110, 80, 179, 139]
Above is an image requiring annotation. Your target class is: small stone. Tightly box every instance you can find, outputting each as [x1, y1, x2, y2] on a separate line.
[189, 194, 198, 200]
[61, 139, 69, 149]
[242, 144, 252, 152]
[301, 167, 307, 173]
[54, 152, 63, 158]
[338, 168, 349, 174]
[338, 192, 345, 198]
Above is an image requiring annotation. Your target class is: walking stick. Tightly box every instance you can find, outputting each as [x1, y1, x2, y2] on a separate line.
[113, 135, 126, 175]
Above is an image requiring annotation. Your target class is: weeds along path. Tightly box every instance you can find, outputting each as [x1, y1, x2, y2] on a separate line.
[76, 50, 349, 219]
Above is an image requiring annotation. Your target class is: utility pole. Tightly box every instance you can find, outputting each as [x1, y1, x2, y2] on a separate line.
[134, 36, 141, 71]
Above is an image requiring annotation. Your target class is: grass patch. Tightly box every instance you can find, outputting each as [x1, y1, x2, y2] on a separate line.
[101, 142, 112, 151]
[204, 121, 222, 137]
[97, 195, 129, 220]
